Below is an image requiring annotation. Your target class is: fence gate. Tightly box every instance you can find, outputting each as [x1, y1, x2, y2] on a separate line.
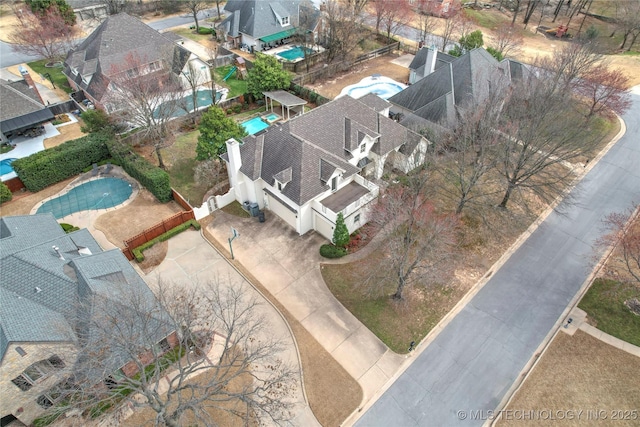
[207, 196, 218, 212]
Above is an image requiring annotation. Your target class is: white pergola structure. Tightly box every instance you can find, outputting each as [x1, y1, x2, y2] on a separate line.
[263, 90, 307, 121]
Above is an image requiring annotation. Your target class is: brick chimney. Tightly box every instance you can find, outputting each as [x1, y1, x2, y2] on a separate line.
[19, 65, 46, 105]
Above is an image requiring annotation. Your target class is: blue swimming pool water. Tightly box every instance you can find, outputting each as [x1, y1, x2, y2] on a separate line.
[277, 46, 312, 61]
[0, 158, 17, 175]
[264, 113, 279, 121]
[37, 178, 133, 219]
[241, 117, 269, 135]
[154, 89, 222, 119]
[347, 82, 405, 100]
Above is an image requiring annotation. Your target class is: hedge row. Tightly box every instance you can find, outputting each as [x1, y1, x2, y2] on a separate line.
[290, 83, 330, 106]
[11, 133, 110, 192]
[319, 244, 347, 259]
[106, 139, 173, 203]
[0, 182, 12, 205]
[132, 219, 201, 262]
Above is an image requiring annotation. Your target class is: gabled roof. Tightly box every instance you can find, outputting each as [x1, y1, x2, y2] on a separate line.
[220, 0, 301, 39]
[63, 13, 190, 103]
[409, 47, 456, 76]
[0, 80, 52, 129]
[0, 214, 170, 365]
[390, 47, 526, 125]
[232, 95, 425, 206]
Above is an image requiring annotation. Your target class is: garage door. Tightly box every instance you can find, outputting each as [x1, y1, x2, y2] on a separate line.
[313, 211, 334, 241]
[266, 193, 297, 230]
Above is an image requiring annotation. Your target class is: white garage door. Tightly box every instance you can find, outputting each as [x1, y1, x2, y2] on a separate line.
[266, 193, 297, 230]
[313, 211, 334, 241]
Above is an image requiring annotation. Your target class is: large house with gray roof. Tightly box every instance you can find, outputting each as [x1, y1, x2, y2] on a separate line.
[390, 47, 529, 131]
[63, 13, 211, 114]
[222, 94, 429, 240]
[218, 0, 320, 52]
[0, 214, 175, 426]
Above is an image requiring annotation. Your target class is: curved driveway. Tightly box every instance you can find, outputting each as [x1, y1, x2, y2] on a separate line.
[355, 89, 640, 426]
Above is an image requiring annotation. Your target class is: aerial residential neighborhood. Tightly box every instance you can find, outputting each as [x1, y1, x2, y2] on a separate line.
[0, 0, 639, 426]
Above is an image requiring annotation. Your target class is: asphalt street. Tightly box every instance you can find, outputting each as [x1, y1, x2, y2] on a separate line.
[355, 91, 640, 426]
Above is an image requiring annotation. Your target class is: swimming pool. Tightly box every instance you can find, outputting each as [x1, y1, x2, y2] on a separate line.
[37, 178, 133, 219]
[0, 158, 17, 175]
[154, 89, 222, 119]
[241, 117, 269, 135]
[338, 76, 407, 100]
[264, 113, 279, 121]
[277, 46, 312, 61]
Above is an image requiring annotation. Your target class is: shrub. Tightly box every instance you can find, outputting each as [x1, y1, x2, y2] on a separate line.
[106, 139, 172, 203]
[333, 213, 350, 247]
[320, 244, 347, 259]
[197, 27, 214, 35]
[133, 219, 201, 262]
[486, 46, 504, 61]
[0, 182, 12, 205]
[226, 108, 233, 115]
[232, 104, 242, 114]
[12, 133, 110, 192]
[60, 223, 80, 233]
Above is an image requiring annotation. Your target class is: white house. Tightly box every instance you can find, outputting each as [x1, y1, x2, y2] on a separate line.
[222, 94, 430, 240]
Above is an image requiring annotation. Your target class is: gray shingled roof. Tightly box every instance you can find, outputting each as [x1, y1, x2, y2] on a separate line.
[390, 48, 527, 126]
[63, 13, 188, 103]
[234, 95, 425, 206]
[0, 214, 170, 367]
[221, 0, 301, 39]
[263, 90, 307, 107]
[0, 80, 50, 125]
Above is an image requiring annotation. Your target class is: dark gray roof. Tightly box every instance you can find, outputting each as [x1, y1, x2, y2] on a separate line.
[63, 13, 187, 103]
[220, 0, 301, 39]
[0, 214, 169, 366]
[233, 95, 425, 205]
[358, 93, 391, 113]
[409, 47, 455, 73]
[0, 80, 51, 128]
[390, 48, 526, 126]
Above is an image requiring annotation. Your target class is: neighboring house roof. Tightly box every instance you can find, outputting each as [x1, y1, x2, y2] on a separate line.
[0, 214, 171, 368]
[227, 95, 424, 206]
[63, 13, 190, 104]
[219, 0, 301, 39]
[390, 48, 525, 126]
[263, 90, 307, 107]
[0, 80, 53, 133]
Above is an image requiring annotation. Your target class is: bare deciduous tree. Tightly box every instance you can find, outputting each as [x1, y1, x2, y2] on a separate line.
[440, 5, 462, 52]
[183, 0, 211, 33]
[436, 91, 506, 215]
[491, 22, 523, 59]
[107, 51, 184, 169]
[10, 6, 78, 64]
[612, 0, 640, 51]
[539, 40, 602, 94]
[58, 278, 296, 426]
[99, 0, 130, 15]
[366, 172, 458, 300]
[495, 75, 601, 209]
[574, 63, 632, 119]
[379, 0, 411, 42]
[414, 1, 438, 46]
[323, 0, 366, 63]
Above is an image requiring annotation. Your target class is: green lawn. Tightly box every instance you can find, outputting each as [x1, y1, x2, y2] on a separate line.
[221, 200, 251, 218]
[215, 65, 248, 98]
[27, 60, 72, 93]
[321, 250, 461, 354]
[464, 8, 503, 29]
[170, 28, 214, 43]
[578, 278, 640, 347]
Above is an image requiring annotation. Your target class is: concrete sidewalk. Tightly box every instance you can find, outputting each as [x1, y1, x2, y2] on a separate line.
[141, 230, 319, 426]
[205, 211, 406, 408]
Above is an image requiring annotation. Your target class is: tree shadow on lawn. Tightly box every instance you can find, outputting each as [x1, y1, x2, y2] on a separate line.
[321, 248, 465, 354]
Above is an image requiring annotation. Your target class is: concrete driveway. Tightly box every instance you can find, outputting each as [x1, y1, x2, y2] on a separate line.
[141, 229, 319, 426]
[205, 212, 406, 405]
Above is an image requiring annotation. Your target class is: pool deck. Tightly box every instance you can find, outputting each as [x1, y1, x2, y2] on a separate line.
[1, 114, 79, 181]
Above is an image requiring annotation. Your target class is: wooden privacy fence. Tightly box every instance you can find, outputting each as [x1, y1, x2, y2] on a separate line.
[122, 210, 195, 261]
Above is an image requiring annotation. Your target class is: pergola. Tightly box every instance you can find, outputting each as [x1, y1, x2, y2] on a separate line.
[263, 90, 307, 121]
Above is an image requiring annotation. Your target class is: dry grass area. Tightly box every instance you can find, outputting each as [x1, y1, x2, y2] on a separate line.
[93, 189, 184, 249]
[44, 122, 87, 149]
[496, 330, 640, 427]
[200, 216, 362, 427]
[306, 54, 410, 100]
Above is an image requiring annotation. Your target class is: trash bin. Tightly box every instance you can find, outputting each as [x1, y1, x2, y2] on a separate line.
[258, 211, 265, 223]
[249, 202, 260, 217]
[243, 201, 251, 211]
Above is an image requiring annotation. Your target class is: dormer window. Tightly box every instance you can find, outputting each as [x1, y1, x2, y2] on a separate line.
[331, 176, 338, 191]
[281, 16, 289, 26]
[277, 181, 284, 191]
